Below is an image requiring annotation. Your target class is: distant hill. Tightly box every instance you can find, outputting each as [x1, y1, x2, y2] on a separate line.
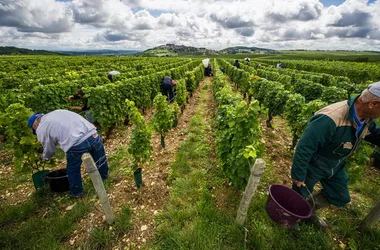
[0, 46, 61, 55]
[56, 49, 141, 56]
[219, 46, 274, 54]
[0, 46, 140, 56]
[138, 44, 274, 57]
[1, 45, 275, 57]
[138, 44, 219, 57]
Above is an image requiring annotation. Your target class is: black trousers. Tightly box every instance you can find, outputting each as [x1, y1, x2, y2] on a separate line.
[162, 84, 174, 102]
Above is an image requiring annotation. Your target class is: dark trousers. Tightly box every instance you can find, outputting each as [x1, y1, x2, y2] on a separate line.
[108, 74, 113, 82]
[293, 164, 350, 207]
[66, 134, 109, 196]
[162, 84, 174, 102]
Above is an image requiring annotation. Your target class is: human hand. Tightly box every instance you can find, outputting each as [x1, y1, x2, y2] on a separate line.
[68, 95, 73, 100]
[69, 106, 83, 111]
[291, 178, 305, 187]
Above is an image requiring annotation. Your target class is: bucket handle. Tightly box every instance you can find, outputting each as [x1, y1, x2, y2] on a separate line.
[301, 184, 315, 211]
[45, 175, 68, 180]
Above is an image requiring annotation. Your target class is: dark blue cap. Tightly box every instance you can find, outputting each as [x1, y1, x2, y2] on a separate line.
[27, 112, 43, 135]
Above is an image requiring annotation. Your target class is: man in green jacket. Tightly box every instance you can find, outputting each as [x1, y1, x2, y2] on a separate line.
[291, 81, 380, 229]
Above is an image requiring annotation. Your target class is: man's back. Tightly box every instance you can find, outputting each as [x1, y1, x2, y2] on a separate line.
[162, 76, 172, 86]
[37, 110, 96, 155]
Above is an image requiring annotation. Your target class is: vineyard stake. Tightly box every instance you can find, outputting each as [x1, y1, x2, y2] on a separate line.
[236, 158, 265, 226]
[359, 200, 380, 231]
[83, 153, 115, 224]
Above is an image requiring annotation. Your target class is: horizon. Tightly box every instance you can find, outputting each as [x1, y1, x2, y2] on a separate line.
[2, 44, 380, 53]
[0, 0, 379, 51]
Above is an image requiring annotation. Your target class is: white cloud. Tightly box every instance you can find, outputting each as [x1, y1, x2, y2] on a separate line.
[265, 0, 323, 22]
[71, 0, 134, 29]
[0, 0, 379, 51]
[0, 0, 74, 33]
[133, 10, 156, 30]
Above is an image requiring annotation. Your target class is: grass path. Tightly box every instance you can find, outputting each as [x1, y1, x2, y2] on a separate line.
[151, 76, 246, 249]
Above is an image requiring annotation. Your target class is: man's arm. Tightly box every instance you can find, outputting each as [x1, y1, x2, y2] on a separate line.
[364, 121, 380, 146]
[41, 136, 56, 160]
[69, 106, 83, 111]
[291, 114, 336, 183]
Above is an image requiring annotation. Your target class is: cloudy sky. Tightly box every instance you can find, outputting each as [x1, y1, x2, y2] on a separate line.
[0, 0, 379, 51]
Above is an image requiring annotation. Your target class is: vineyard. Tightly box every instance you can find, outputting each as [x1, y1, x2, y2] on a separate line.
[0, 55, 380, 249]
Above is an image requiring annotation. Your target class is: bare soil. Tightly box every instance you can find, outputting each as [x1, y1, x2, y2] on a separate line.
[260, 115, 294, 186]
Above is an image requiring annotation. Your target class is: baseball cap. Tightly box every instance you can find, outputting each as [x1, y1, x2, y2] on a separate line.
[27, 112, 44, 135]
[367, 81, 380, 98]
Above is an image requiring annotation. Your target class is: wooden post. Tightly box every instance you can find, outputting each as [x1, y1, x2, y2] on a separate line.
[359, 201, 380, 231]
[236, 158, 265, 226]
[82, 153, 115, 224]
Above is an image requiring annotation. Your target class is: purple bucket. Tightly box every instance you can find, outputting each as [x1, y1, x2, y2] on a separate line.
[265, 184, 312, 227]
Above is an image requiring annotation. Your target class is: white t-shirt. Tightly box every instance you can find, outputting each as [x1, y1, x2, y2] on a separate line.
[36, 110, 96, 159]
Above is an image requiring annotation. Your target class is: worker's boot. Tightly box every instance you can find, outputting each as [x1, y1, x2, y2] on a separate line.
[307, 191, 330, 230]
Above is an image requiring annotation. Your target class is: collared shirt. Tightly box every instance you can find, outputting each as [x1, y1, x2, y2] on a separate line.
[291, 96, 380, 182]
[352, 103, 366, 137]
[36, 110, 97, 160]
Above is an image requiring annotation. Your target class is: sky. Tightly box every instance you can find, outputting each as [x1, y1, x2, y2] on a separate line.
[0, 0, 379, 51]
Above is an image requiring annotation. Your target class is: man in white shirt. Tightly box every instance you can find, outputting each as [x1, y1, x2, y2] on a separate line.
[107, 71, 120, 82]
[28, 110, 109, 197]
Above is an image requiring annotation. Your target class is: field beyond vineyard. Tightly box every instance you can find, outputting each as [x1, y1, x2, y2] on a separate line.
[0, 55, 379, 249]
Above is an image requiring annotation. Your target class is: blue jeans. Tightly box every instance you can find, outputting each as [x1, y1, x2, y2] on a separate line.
[84, 110, 95, 123]
[66, 134, 109, 196]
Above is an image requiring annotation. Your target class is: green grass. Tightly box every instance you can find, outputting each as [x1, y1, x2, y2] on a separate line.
[153, 79, 246, 249]
[85, 228, 112, 250]
[0, 170, 30, 190]
[81, 206, 132, 250]
[0, 190, 91, 250]
[106, 145, 131, 184]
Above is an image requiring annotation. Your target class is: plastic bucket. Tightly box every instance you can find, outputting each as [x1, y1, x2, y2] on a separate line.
[133, 168, 143, 189]
[45, 169, 70, 192]
[265, 184, 312, 227]
[32, 170, 50, 189]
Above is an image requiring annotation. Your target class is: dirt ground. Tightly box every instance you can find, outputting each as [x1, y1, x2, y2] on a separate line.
[260, 116, 294, 186]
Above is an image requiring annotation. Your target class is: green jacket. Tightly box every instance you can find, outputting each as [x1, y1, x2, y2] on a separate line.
[291, 96, 380, 182]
